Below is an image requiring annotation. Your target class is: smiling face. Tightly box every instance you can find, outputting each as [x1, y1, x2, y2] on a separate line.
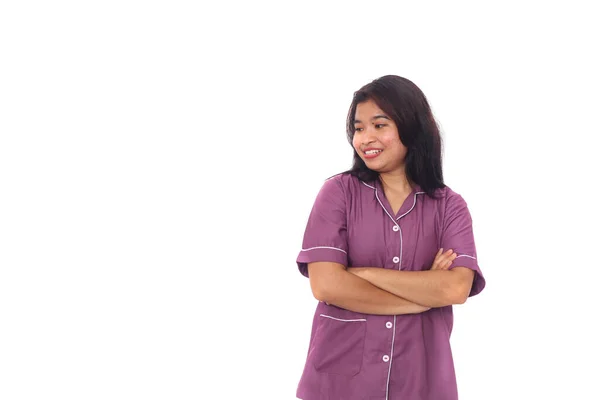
[352, 99, 408, 175]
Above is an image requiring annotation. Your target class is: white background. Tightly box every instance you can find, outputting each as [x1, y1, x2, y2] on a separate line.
[1, 1, 599, 399]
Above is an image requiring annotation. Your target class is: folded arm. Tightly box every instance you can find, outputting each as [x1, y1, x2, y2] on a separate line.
[348, 266, 475, 308]
[308, 262, 431, 315]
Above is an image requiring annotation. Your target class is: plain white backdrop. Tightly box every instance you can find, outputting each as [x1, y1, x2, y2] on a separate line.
[1, 1, 599, 399]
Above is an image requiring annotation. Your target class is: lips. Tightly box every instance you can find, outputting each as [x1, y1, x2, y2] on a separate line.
[363, 148, 383, 159]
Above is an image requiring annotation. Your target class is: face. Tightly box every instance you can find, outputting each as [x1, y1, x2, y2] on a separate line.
[352, 99, 407, 174]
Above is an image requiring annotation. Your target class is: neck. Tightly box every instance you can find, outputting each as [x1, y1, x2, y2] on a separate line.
[379, 170, 413, 193]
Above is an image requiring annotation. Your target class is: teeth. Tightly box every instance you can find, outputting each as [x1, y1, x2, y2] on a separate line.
[365, 150, 382, 155]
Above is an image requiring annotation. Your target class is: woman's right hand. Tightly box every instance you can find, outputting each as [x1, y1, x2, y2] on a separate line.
[430, 248, 457, 270]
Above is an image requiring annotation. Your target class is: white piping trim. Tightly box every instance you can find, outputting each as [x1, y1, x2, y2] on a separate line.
[386, 222, 402, 399]
[300, 246, 347, 254]
[385, 314, 396, 400]
[373, 185, 404, 400]
[368, 183, 424, 400]
[361, 181, 376, 190]
[319, 314, 367, 322]
[395, 192, 424, 221]
[374, 190, 397, 225]
[372, 188, 405, 271]
[456, 254, 476, 260]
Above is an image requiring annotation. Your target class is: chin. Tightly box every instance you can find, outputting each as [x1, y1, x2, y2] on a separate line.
[364, 164, 383, 172]
[364, 159, 383, 168]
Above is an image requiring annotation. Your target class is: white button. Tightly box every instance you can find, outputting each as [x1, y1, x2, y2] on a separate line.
[382, 355, 390, 362]
[393, 256, 400, 263]
[392, 225, 399, 232]
[386, 322, 393, 329]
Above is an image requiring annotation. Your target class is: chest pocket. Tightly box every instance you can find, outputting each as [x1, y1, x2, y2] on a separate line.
[310, 313, 367, 376]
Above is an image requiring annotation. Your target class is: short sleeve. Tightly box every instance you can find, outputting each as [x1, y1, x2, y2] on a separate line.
[441, 192, 486, 297]
[296, 176, 348, 277]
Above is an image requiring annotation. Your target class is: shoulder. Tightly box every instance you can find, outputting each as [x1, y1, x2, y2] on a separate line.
[320, 172, 369, 195]
[434, 186, 474, 227]
[422, 186, 471, 221]
[428, 185, 468, 206]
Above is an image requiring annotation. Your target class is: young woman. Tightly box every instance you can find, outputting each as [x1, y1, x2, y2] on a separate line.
[295, 75, 486, 400]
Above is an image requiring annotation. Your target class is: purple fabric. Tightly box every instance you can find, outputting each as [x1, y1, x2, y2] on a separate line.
[296, 173, 485, 400]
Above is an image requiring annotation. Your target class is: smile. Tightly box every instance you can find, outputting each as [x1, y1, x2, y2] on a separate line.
[364, 149, 382, 159]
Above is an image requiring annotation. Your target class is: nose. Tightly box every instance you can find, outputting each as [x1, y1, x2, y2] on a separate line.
[361, 127, 377, 145]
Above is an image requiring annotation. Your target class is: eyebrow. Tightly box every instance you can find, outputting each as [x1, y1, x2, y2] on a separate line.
[354, 115, 391, 124]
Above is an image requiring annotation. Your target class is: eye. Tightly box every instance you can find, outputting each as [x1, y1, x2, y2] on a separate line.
[354, 127, 363, 132]
[375, 124, 387, 129]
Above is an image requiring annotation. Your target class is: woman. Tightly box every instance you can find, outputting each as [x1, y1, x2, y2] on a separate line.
[295, 75, 486, 400]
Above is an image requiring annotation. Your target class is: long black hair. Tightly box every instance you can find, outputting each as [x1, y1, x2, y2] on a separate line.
[345, 75, 445, 197]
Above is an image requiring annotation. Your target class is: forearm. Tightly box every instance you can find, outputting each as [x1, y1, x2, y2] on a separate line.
[351, 268, 459, 307]
[315, 269, 430, 315]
